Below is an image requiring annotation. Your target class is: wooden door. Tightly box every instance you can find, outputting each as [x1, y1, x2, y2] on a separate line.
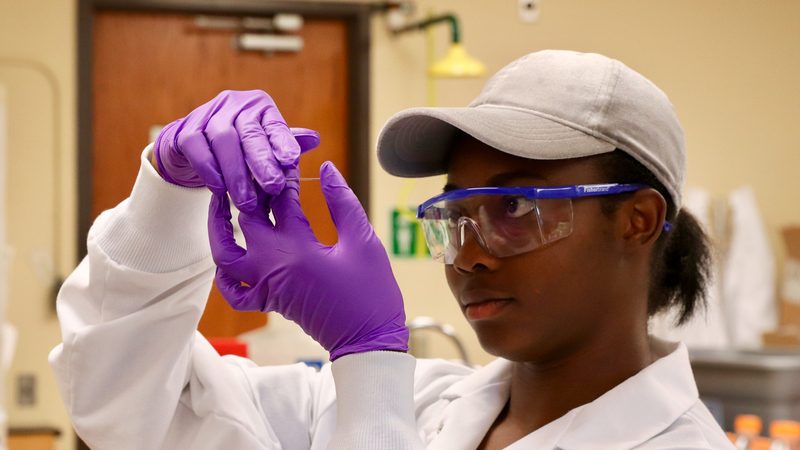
[92, 10, 349, 337]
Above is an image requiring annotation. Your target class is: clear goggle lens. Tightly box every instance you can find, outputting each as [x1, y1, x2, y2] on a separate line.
[419, 194, 574, 264]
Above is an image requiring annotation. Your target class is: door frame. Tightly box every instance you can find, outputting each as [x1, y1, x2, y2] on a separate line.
[77, 0, 375, 258]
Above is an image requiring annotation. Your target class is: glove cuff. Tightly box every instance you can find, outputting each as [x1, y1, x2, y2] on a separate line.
[329, 325, 410, 361]
[153, 120, 183, 186]
[154, 120, 204, 188]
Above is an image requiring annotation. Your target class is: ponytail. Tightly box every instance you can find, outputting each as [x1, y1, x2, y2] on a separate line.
[596, 150, 713, 325]
[648, 209, 712, 325]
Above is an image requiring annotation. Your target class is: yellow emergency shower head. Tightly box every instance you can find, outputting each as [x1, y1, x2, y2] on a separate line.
[429, 43, 486, 78]
[391, 12, 486, 79]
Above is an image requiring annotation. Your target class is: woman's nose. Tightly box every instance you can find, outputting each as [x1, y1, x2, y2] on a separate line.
[451, 218, 501, 273]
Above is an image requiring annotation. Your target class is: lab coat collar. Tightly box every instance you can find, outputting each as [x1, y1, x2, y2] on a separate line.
[427, 359, 512, 450]
[439, 357, 512, 401]
[556, 343, 698, 450]
[435, 343, 698, 450]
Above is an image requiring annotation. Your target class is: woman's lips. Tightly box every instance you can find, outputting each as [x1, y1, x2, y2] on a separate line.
[463, 298, 513, 321]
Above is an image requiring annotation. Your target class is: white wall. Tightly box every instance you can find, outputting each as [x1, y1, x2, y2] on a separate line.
[0, 84, 9, 450]
[0, 1, 76, 448]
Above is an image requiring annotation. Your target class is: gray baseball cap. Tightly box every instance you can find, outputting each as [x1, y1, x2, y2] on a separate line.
[377, 49, 685, 207]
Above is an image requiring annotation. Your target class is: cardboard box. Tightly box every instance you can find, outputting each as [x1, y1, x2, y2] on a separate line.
[763, 327, 800, 349]
[782, 302, 800, 328]
[762, 227, 800, 348]
[780, 227, 800, 327]
[784, 227, 800, 257]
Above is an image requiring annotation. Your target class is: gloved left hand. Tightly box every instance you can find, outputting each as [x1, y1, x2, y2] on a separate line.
[208, 162, 409, 361]
[154, 90, 320, 212]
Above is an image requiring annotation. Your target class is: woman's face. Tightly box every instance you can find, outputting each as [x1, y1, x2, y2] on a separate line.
[444, 137, 641, 363]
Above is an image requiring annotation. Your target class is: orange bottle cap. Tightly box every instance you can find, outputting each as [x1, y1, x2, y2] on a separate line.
[734, 414, 763, 435]
[770, 420, 800, 438]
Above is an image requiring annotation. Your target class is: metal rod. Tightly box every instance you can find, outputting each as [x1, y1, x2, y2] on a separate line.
[0, 58, 64, 310]
[407, 316, 471, 366]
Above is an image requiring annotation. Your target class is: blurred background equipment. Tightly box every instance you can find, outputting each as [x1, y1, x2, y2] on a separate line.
[726, 414, 800, 449]
[730, 414, 763, 449]
[407, 316, 471, 366]
[691, 348, 800, 433]
[193, 14, 306, 53]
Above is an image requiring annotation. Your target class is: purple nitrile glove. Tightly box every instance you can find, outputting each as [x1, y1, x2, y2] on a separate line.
[154, 90, 320, 212]
[208, 162, 409, 361]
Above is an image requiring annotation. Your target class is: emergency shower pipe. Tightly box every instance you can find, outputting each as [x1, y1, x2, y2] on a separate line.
[390, 13, 461, 44]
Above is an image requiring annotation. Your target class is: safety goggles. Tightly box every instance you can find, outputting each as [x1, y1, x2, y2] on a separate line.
[416, 183, 671, 264]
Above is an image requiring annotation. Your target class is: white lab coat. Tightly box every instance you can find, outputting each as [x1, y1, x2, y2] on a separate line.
[49, 147, 734, 450]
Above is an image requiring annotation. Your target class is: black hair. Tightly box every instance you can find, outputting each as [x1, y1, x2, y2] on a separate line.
[594, 150, 712, 325]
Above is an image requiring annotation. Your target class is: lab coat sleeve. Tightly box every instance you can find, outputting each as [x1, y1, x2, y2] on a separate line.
[327, 352, 423, 449]
[49, 146, 425, 450]
[47, 146, 281, 449]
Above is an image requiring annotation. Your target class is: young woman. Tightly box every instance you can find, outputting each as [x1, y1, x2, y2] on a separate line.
[52, 50, 734, 449]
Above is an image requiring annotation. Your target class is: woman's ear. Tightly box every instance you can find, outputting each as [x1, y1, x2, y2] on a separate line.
[620, 188, 668, 247]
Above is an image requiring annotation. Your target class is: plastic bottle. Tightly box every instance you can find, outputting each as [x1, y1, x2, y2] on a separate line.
[769, 420, 800, 450]
[751, 437, 773, 450]
[731, 434, 772, 450]
[733, 415, 763, 450]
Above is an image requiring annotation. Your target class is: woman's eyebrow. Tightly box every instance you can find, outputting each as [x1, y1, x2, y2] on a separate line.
[488, 171, 546, 186]
[443, 171, 547, 192]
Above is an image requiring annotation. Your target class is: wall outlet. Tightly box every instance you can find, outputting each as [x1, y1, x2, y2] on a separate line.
[518, 0, 541, 23]
[16, 373, 36, 407]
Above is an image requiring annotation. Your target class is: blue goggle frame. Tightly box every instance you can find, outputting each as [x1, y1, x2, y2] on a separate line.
[417, 183, 673, 232]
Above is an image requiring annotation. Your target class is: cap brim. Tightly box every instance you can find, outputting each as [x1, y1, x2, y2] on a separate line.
[377, 104, 618, 177]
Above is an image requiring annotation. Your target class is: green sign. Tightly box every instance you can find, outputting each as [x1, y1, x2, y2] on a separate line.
[391, 208, 429, 258]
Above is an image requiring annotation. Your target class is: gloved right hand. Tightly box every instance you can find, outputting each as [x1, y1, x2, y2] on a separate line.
[208, 162, 409, 361]
[154, 90, 320, 212]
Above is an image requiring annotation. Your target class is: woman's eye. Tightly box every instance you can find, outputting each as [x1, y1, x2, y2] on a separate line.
[503, 196, 534, 218]
[445, 208, 461, 225]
